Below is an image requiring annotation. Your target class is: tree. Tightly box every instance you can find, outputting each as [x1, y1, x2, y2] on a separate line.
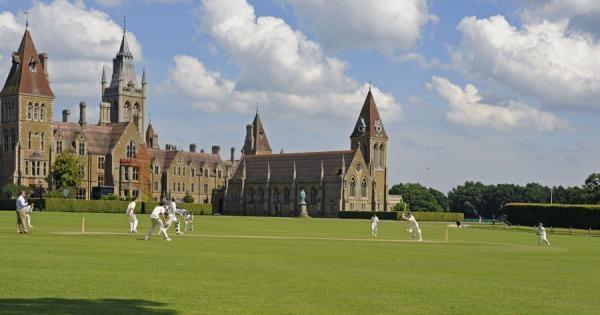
[448, 181, 485, 217]
[389, 183, 443, 211]
[53, 152, 83, 189]
[583, 173, 600, 204]
[428, 187, 448, 211]
[2, 184, 31, 199]
[183, 193, 194, 203]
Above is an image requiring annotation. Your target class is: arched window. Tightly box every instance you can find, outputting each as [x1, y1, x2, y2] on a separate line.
[283, 188, 290, 204]
[258, 189, 264, 203]
[126, 141, 136, 158]
[123, 102, 130, 121]
[78, 141, 85, 156]
[349, 177, 356, 198]
[34, 103, 39, 120]
[40, 104, 45, 121]
[361, 178, 368, 198]
[28, 132, 32, 150]
[273, 188, 280, 203]
[10, 129, 16, 151]
[379, 144, 385, 169]
[373, 144, 379, 168]
[191, 168, 195, 177]
[248, 188, 255, 204]
[204, 168, 209, 177]
[27, 103, 32, 120]
[56, 140, 63, 154]
[40, 133, 45, 150]
[3, 129, 8, 152]
[310, 187, 318, 204]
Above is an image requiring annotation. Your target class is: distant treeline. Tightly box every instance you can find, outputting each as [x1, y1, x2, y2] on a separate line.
[389, 173, 600, 218]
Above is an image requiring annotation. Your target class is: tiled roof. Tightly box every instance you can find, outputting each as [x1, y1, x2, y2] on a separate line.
[150, 149, 223, 171]
[53, 122, 130, 155]
[350, 89, 388, 139]
[237, 150, 354, 180]
[0, 30, 54, 97]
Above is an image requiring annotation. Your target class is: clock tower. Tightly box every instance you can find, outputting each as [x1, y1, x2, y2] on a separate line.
[350, 88, 388, 210]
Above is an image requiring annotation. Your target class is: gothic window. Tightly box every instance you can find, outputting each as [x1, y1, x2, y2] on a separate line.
[203, 184, 208, 194]
[283, 188, 290, 204]
[178, 167, 181, 176]
[126, 141, 136, 158]
[3, 130, 7, 152]
[204, 168, 209, 177]
[43, 162, 47, 176]
[350, 177, 356, 198]
[177, 182, 181, 192]
[310, 187, 318, 204]
[191, 183, 195, 193]
[183, 167, 186, 176]
[98, 156, 105, 169]
[78, 142, 85, 156]
[218, 169, 222, 178]
[361, 178, 368, 198]
[273, 188, 280, 203]
[173, 167, 176, 176]
[40, 133, 45, 150]
[124, 102, 130, 121]
[182, 182, 186, 192]
[28, 132, 32, 150]
[172, 182, 176, 192]
[154, 165, 159, 175]
[36, 161, 41, 177]
[258, 189, 264, 203]
[248, 189, 255, 204]
[40, 104, 45, 122]
[153, 181, 159, 191]
[25, 161, 29, 175]
[133, 167, 139, 181]
[56, 141, 63, 154]
[10, 129, 15, 151]
[34, 104, 39, 121]
[191, 168, 195, 177]
[27, 103, 32, 120]
[379, 144, 385, 169]
[373, 144, 379, 168]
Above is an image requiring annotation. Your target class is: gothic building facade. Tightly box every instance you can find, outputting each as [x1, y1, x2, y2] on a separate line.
[0, 28, 235, 204]
[224, 90, 390, 217]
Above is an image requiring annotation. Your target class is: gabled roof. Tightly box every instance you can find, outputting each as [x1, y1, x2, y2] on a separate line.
[53, 122, 130, 155]
[150, 148, 223, 172]
[350, 89, 387, 139]
[242, 112, 272, 155]
[235, 150, 354, 180]
[1, 30, 54, 98]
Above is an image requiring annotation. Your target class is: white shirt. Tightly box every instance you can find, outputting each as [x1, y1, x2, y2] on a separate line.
[538, 226, 546, 237]
[126, 202, 136, 215]
[16, 195, 27, 210]
[151, 206, 166, 219]
[169, 201, 176, 214]
[371, 216, 379, 225]
[407, 215, 420, 230]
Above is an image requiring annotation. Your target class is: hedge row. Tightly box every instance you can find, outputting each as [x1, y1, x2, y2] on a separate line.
[506, 203, 600, 229]
[412, 211, 464, 222]
[0, 199, 213, 215]
[338, 211, 401, 220]
[338, 211, 464, 222]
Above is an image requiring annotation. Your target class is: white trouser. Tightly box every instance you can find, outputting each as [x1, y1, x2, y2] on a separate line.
[128, 214, 138, 232]
[408, 228, 422, 241]
[184, 215, 193, 231]
[538, 235, 550, 246]
[146, 218, 169, 240]
[371, 224, 378, 236]
[165, 214, 181, 234]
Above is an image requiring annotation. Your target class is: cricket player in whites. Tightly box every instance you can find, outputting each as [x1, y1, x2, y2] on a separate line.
[145, 203, 171, 241]
[126, 201, 138, 233]
[370, 214, 379, 236]
[165, 197, 182, 235]
[536, 222, 551, 246]
[176, 208, 194, 232]
[402, 212, 422, 241]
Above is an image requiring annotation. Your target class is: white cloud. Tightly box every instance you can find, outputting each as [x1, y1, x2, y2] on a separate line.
[278, 0, 434, 56]
[523, 0, 600, 20]
[451, 15, 600, 109]
[0, 1, 143, 100]
[163, 0, 402, 122]
[94, 0, 188, 6]
[428, 76, 567, 131]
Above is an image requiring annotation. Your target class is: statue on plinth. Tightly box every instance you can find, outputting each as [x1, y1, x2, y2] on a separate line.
[298, 188, 310, 218]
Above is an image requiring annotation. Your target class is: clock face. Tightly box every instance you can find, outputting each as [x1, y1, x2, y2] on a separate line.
[357, 117, 366, 135]
[374, 119, 383, 135]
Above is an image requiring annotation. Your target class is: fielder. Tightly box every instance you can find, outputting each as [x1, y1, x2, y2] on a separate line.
[402, 212, 422, 241]
[25, 203, 33, 229]
[145, 203, 171, 241]
[126, 201, 138, 233]
[165, 197, 182, 235]
[536, 222, 550, 246]
[176, 208, 194, 232]
[16, 191, 32, 234]
[370, 214, 379, 236]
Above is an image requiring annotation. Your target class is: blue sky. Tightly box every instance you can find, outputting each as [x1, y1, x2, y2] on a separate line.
[1, 0, 599, 192]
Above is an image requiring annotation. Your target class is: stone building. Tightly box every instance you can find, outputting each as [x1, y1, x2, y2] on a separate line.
[224, 89, 389, 217]
[0, 27, 236, 204]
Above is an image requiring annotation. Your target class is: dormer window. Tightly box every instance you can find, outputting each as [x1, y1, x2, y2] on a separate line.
[28, 57, 36, 72]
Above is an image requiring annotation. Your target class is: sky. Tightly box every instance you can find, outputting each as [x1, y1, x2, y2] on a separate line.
[0, 0, 599, 193]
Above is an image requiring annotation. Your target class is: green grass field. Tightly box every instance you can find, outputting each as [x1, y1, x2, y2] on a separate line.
[1, 211, 599, 314]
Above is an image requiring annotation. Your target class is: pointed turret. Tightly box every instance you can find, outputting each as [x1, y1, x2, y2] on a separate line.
[350, 89, 387, 139]
[142, 68, 147, 85]
[109, 31, 138, 88]
[146, 123, 159, 149]
[1, 30, 54, 97]
[241, 111, 272, 155]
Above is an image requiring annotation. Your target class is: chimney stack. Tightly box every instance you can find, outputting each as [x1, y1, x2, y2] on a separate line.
[62, 110, 70, 122]
[79, 101, 87, 126]
[212, 145, 221, 156]
[230, 147, 235, 161]
[190, 143, 197, 153]
[243, 124, 254, 154]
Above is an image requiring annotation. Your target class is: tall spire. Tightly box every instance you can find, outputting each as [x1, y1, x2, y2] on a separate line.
[101, 66, 107, 85]
[142, 67, 147, 85]
[109, 23, 137, 88]
[350, 89, 388, 139]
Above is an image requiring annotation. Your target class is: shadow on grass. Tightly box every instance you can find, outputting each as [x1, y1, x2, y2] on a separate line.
[0, 298, 178, 314]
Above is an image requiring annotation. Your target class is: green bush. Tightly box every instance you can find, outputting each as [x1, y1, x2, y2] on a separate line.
[183, 194, 195, 203]
[177, 202, 212, 215]
[101, 194, 120, 200]
[506, 203, 600, 229]
[44, 199, 132, 213]
[2, 184, 32, 199]
[338, 211, 400, 220]
[411, 211, 464, 222]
